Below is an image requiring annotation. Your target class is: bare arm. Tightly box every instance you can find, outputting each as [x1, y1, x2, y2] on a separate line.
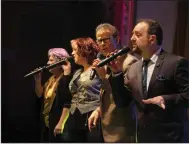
[58, 108, 70, 124]
[88, 106, 101, 131]
[54, 108, 70, 136]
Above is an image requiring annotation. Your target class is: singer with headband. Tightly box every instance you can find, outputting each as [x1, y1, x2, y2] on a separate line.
[66, 37, 104, 142]
[33, 48, 72, 142]
[88, 23, 141, 143]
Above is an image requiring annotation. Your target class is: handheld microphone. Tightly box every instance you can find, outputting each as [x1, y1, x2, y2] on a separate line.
[24, 57, 73, 78]
[97, 46, 130, 68]
[89, 46, 130, 80]
[89, 53, 105, 80]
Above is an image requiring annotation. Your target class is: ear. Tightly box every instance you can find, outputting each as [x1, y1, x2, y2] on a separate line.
[116, 36, 120, 45]
[112, 36, 120, 48]
[149, 35, 156, 44]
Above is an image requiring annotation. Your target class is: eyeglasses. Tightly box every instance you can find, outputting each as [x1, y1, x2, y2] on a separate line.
[96, 37, 111, 44]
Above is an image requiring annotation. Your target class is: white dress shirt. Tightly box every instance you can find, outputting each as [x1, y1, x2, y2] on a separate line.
[142, 48, 162, 91]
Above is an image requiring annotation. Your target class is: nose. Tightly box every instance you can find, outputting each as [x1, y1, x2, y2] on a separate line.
[101, 41, 105, 45]
[130, 35, 135, 41]
[99, 41, 106, 47]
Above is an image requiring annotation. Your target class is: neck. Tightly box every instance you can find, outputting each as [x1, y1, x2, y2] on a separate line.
[53, 70, 63, 78]
[131, 52, 141, 60]
[82, 63, 91, 72]
[142, 45, 160, 59]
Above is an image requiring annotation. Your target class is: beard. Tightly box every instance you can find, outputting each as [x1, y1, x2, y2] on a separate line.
[131, 46, 142, 56]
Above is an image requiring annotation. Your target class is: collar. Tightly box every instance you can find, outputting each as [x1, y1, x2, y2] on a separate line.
[142, 47, 162, 64]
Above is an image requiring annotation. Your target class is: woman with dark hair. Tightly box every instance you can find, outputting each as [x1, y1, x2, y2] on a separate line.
[67, 37, 104, 142]
[34, 48, 72, 142]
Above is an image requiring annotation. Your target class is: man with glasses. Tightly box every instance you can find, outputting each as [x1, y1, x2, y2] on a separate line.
[88, 23, 140, 142]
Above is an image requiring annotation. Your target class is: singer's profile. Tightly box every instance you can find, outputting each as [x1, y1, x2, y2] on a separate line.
[67, 37, 104, 142]
[105, 19, 189, 142]
[33, 48, 72, 142]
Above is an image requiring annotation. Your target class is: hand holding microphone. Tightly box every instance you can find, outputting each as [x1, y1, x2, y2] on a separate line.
[106, 50, 127, 74]
[24, 57, 73, 78]
[96, 46, 130, 68]
[91, 59, 107, 80]
[90, 46, 130, 80]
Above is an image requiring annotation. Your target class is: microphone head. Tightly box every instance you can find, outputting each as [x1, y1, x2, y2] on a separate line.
[97, 53, 106, 60]
[96, 45, 131, 68]
[122, 45, 131, 51]
[119, 46, 131, 55]
[67, 56, 73, 60]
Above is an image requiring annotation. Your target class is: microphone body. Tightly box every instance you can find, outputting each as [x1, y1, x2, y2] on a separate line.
[97, 46, 130, 68]
[89, 46, 130, 80]
[89, 69, 96, 80]
[89, 53, 105, 80]
[24, 57, 73, 78]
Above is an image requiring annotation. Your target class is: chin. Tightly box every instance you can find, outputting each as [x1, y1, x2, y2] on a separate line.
[101, 51, 108, 56]
[74, 59, 79, 65]
[49, 68, 56, 74]
[49, 70, 53, 74]
[132, 47, 140, 54]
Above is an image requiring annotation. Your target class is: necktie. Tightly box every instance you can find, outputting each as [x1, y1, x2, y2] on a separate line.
[142, 59, 150, 98]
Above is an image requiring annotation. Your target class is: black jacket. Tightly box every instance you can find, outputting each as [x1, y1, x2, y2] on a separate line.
[40, 75, 72, 142]
[110, 50, 189, 142]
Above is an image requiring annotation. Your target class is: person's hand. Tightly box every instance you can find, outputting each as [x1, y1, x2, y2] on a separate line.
[142, 96, 165, 109]
[106, 51, 126, 74]
[62, 60, 71, 75]
[92, 59, 107, 79]
[54, 122, 64, 137]
[88, 110, 100, 132]
[33, 68, 42, 83]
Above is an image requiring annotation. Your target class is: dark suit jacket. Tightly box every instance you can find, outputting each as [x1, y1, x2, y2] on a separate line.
[40, 75, 72, 142]
[110, 50, 189, 142]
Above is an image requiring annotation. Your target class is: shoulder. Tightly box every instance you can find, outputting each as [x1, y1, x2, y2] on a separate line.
[124, 54, 138, 63]
[122, 54, 139, 73]
[128, 58, 141, 69]
[58, 75, 72, 86]
[73, 68, 83, 76]
[163, 51, 188, 65]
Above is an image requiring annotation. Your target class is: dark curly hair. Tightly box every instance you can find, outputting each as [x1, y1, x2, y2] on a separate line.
[71, 37, 100, 65]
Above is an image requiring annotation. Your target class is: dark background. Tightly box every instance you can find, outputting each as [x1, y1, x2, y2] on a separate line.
[2, 1, 113, 142]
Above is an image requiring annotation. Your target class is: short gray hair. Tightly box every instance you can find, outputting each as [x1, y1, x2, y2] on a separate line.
[95, 23, 119, 38]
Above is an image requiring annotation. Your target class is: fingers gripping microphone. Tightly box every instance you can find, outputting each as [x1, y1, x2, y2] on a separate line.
[97, 46, 130, 68]
[89, 53, 105, 80]
[89, 46, 130, 80]
[24, 57, 73, 78]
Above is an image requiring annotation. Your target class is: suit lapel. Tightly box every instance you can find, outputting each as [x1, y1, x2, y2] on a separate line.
[147, 50, 166, 95]
[137, 60, 144, 98]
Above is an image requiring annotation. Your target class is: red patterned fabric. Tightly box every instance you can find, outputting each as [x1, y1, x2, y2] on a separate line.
[113, 0, 135, 46]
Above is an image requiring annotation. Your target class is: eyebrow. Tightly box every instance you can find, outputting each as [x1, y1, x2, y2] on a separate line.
[132, 30, 141, 34]
[97, 37, 110, 40]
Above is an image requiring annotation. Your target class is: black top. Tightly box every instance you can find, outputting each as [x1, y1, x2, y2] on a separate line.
[40, 75, 72, 141]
